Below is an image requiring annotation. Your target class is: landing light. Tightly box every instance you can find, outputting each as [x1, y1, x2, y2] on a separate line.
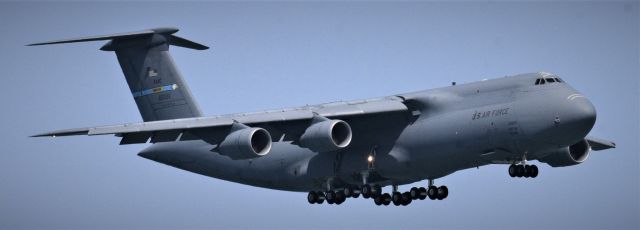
[367, 155, 374, 163]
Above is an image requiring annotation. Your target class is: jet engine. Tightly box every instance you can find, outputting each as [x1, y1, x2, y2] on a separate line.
[539, 139, 591, 167]
[299, 119, 352, 152]
[218, 127, 272, 159]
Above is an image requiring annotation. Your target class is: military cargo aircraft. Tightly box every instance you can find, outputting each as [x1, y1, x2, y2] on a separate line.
[30, 28, 615, 206]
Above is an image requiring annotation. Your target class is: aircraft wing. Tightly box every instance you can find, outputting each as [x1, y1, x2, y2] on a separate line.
[32, 96, 409, 145]
[585, 136, 616, 151]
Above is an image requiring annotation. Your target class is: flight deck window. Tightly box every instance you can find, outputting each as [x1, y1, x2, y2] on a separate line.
[555, 78, 563, 83]
[546, 78, 556, 83]
[540, 78, 546, 84]
[535, 79, 541, 85]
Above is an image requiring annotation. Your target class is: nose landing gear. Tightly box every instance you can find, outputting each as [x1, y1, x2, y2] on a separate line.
[508, 164, 539, 178]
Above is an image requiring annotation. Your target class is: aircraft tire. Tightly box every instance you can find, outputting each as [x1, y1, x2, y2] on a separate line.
[381, 193, 391, 206]
[335, 192, 346, 205]
[516, 165, 525, 177]
[428, 186, 438, 200]
[530, 165, 539, 178]
[373, 185, 382, 197]
[307, 191, 317, 204]
[401, 192, 412, 206]
[343, 186, 353, 197]
[352, 192, 360, 198]
[437, 186, 448, 200]
[362, 184, 372, 198]
[374, 195, 383, 206]
[524, 165, 532, 178]
[410, 187, 419, 200]
[326, 191, 336, 204]
[509, 164, 517, 177]
[418, 187, 427, 200]
[392, 192, 402, 206]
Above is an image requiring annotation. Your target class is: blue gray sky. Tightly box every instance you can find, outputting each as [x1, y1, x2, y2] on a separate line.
[1, 1, 638, 229]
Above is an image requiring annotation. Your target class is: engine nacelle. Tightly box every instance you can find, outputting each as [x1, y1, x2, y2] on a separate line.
[218, 127, 272, 159]
[299, 119, 352, 152]
[539, 139, 591, 167]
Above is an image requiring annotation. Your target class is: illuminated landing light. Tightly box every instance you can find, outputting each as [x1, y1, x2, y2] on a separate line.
[367, 155, 374, 163]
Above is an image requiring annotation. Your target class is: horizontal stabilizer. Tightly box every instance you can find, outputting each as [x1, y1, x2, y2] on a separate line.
[169, 35, 209, 50]
[27, 27, 208, 50]
[27, 29, 160, 46]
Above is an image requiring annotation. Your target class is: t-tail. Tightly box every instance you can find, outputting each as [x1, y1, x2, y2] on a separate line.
[28, 27, 206, 122]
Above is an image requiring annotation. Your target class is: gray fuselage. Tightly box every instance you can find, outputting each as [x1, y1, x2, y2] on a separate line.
[138, 72, 596, 192]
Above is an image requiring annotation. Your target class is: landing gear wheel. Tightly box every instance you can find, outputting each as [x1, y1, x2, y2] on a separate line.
[509, 164, 517, 177]
[343, 186, 353, 197]
[516, 165, 525, 177]
[316, 192, 325, 204]
[401, 192, 412, 206]
[307, 191, 318, 204]
[436, 186, 448, 200]
[427, 186, 438, 200]
[372, 185, 382, 198]
[335, 191, 346, 205]
[410, 187, 420, 200]
[326, 191, 336, 204]
[524, 165, 532, 178]
[392, 192, 402, 206]
[362, 184, 372, 199]
[381, 193, 391, 206]
[530, 165, 539, 178]
[374, 195, 383, 206]
[418, 187, 427, 200]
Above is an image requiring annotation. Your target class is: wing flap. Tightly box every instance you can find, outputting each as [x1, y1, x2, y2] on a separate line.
[119, 132, 152, 145]
[150, 130, 182, 143]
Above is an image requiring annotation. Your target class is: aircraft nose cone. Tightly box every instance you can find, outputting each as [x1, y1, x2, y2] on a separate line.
[562, 96, 597, 140]
[574, 98, 596, 129]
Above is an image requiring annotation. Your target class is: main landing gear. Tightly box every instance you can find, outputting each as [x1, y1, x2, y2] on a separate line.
[307, 180, 449, 206]
[508, 164, 538, 178]
[307, 190, 348, 205]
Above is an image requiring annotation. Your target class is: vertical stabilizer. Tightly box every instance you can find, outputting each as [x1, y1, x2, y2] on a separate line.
[29, 27, 206, 121]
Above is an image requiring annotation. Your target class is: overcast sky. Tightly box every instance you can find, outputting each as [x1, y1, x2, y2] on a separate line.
[1, 1, 638, 229]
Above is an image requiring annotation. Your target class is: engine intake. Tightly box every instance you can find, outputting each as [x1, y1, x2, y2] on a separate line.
[299, 119, 352, 152]
[539, 139, 591, 167]
[218, 127, 272, 159]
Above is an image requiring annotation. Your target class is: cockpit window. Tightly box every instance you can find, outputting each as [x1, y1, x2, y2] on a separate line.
[535, 78, 547, 85]
[534, 77, 565, 85]
[540, 79, 545, 84]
